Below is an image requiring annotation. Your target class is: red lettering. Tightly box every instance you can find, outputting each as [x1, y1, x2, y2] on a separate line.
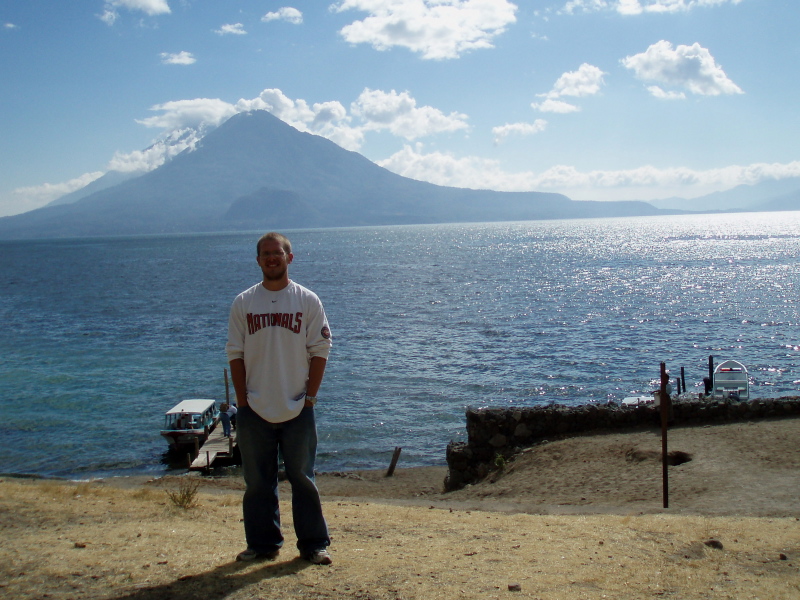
[293, 312, 302, 334]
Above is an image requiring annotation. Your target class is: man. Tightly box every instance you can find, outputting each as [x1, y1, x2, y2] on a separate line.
[226, 232, 333, 565]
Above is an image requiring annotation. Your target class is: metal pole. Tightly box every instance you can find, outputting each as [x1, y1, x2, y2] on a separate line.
[224, 368, 230, 404]
[681, 367, 686, 396]
[660, 362, 670, 509]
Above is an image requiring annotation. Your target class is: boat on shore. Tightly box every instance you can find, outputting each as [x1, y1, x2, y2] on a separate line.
[712, 359, 749, 400]
[160, 399, 220, 451]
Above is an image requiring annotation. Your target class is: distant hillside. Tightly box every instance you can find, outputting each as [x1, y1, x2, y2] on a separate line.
[649, 178, 800, 212]
[0, 111, 665, 240]
[45, 170, 140, 207]
[755, 188, 800, 212]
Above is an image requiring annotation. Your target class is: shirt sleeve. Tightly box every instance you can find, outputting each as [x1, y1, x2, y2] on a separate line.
[225, 294, 246, 362]
[305, 293, 332, 360]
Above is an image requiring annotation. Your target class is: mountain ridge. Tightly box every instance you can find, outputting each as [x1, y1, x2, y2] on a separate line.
[1, 110, 667, 240]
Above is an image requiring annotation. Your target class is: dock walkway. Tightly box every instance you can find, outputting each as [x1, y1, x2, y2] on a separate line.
[189, 426, 238, 471]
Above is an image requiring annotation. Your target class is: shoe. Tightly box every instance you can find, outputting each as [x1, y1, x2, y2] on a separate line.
[236, 548, 279, 562]
[304, 548, 332, 565]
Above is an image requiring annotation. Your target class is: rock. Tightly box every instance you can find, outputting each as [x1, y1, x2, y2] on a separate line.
[508, 583, 522, 591]
[488, 434, 508, 448]
[704, 539, 724, 550]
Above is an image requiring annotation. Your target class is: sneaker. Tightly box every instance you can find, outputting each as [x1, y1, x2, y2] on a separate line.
[236, 548, 280, 562]
[304, 548, 332, 565]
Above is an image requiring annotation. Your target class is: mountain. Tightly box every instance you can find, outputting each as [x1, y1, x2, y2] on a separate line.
[648, 177, 800, 212]
[0, 111, 665, 240]
[45, 170, 140, 207]
[755, 188, 800, 212]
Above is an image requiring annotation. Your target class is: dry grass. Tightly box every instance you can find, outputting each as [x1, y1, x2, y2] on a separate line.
[1, 477, 798, 600]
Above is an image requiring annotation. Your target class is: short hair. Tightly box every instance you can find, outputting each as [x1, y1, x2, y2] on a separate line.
[257, 232, 292, 256]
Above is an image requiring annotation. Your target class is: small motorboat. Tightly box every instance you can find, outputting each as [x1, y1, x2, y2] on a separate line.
[621, 394, 659, 407]
[160, 399, 219, 450]
[712, 360, 749, 401]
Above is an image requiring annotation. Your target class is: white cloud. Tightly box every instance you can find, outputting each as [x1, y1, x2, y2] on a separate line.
[351, 88, 469, 140]
[215, 23, 246, 35]
[332, 0, 518, 60]
[377, 144, 800, 200]
[262, 7, 303, 24]
[622, 40, 743, 96]
[532, 63, 605, 112]
[160, 51, 196, 65]
[561, 0, 743, 15]
[549, 63, 606, 97]
[4, 22, 19, 30]
[108, 129, 203, 172]
[234, 89, 364, 150]
[232, 87, 468, 148]
[6, 172, 105, 216]
[101, 0, 171, 24]
[105, 99, 240, 173]
[492, 120, 548, 144]
[561, 1, 610, 16]
[647, 85, 685, 100]
[531, 98, 580, 113]
[136, 99, 238, 130]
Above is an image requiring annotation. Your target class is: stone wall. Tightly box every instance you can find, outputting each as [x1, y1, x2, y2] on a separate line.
[444, 396, 800, 491]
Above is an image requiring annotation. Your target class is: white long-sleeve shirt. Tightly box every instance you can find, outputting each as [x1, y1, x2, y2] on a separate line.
[226, 280, 332, 423]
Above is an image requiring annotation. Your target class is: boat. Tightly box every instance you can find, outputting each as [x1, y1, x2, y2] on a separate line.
[621, 394, 659, 407]
[712, 360, 749, 400]
[160, 399, 220, 450]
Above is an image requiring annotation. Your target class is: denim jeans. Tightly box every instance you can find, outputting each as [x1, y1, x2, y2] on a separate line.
[220, 412, 231, 436]
[237, 404, 330, 555]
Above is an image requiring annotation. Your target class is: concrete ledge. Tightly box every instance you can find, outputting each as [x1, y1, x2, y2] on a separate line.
[444, 396, 800, 491]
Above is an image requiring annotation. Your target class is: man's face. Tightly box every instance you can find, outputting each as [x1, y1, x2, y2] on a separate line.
[257, 239, 293, 281]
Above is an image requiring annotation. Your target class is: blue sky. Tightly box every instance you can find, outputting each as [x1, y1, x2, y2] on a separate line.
[1, 0, 798, 217]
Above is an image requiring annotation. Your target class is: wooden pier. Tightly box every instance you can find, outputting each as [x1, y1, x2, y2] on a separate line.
[189, 426, 238, 471]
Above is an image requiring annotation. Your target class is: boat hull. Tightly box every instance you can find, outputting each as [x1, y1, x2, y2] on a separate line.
[160, 428, 209, 450]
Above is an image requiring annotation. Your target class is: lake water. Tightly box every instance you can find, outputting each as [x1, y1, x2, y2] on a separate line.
[1, 212, 799, 480]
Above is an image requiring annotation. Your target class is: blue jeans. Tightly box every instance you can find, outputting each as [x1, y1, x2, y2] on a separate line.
[237, 404, 330, 555]
[220, 412, 231, 436]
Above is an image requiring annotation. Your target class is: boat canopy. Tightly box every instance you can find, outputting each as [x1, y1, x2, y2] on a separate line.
[712, 360, 749, 400]
[163, 398, 219, 432]
[165, 399, 217, 415]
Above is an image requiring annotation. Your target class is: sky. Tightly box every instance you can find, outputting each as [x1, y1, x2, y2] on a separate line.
[1, 0, 799, 218]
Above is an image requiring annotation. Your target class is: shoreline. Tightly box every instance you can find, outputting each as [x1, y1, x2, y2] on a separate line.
[7, 416, 798, 518]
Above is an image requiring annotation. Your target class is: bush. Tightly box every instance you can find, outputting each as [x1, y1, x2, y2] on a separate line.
[165, 478, 201, 509]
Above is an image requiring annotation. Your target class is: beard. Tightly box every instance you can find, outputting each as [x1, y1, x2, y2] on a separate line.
[262, 266, 287, 281]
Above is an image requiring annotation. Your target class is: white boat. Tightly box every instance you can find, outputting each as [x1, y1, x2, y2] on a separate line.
[621, 394, 660, 407]
[712, 360, 749, 400]
[160, 399, 219, 450]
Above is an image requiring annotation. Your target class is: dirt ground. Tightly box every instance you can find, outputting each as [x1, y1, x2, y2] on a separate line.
[1, 418, 798, 600]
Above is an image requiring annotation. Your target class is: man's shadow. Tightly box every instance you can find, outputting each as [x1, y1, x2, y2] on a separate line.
[106, 556, 314, 600]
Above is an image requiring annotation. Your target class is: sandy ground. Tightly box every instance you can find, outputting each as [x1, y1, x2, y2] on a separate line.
[1, 418, 798, 599]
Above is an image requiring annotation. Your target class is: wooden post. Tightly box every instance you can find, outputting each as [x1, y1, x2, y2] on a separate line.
[224, 368, 230, 404]
[193, 436, 200, 458]
[680, 367, 686, 396]
[660, 362, 670, 509]
[206, 451, 210, 469]
[386, 447, 402, 477]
